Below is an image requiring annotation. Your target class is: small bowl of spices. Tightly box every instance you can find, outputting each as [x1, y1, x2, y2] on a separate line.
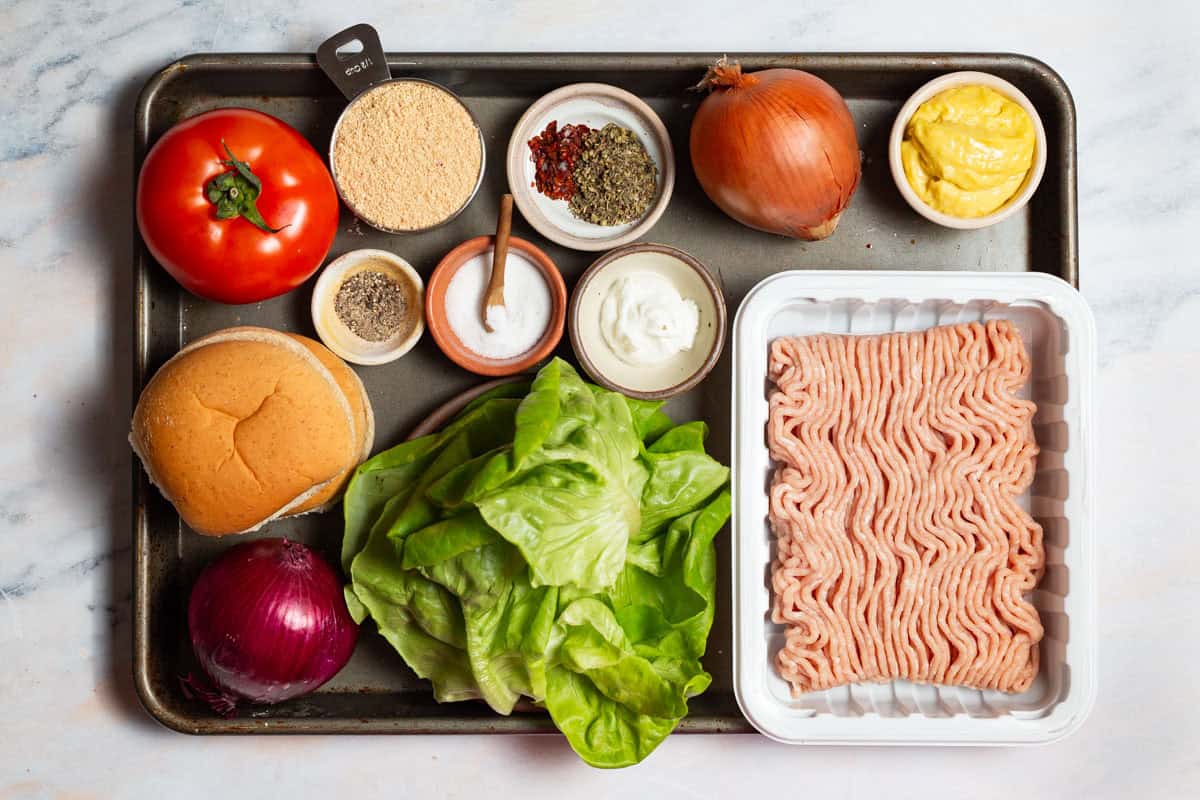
[311, 249, 425, 365]
[506, 83, 675, 252]
[426, 235, 566, 376]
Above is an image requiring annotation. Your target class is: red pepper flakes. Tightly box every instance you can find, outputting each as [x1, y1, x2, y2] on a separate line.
[528, 120, 590, 201]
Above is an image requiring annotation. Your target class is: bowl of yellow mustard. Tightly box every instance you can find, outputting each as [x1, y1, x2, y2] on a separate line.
[889, 71, 1047, 229]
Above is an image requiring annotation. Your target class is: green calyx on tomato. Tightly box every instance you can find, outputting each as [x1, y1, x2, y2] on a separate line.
[204, 141, 288, 234]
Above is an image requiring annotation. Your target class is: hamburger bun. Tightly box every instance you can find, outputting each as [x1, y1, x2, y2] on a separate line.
[284, 333, 375, 514]
[130, 327, 357, 536]
[184, 328, 375, 514]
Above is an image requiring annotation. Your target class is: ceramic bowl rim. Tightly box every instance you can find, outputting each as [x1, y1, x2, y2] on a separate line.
[425, 235, 567, 377]
[310, 248, 426, 366]
[887, 70, 1048, 230]
[568, 242, 727, 400]
[504, 82, 675, 251]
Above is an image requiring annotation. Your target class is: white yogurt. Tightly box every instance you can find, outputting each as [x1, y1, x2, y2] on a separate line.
[600, 272, 699, 366]
[445, 249, 551, 359]
[574, 249, 719, 395]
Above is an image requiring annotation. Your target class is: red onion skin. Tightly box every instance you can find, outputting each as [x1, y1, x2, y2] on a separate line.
[188, 537, 358, 705]
[690, 64, 861, 240]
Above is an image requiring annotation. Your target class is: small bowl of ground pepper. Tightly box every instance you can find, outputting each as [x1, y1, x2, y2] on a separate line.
[506, 83, 675, 252]
[311, 248, 425, 365]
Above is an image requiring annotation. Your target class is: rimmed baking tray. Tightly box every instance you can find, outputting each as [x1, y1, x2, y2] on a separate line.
[133, 52, 1078, 734]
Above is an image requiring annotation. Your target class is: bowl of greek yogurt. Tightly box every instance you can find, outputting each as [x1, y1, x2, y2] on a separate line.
[569, 243, 726, 400]
[426, 235, 566, 376]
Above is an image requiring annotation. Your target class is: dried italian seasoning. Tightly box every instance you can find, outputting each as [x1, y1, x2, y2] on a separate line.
[335, 270, 408, 342]
[568, 123, 657, 226]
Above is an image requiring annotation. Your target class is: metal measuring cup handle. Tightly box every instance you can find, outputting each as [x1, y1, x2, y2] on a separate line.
[316, 23, 393, 101]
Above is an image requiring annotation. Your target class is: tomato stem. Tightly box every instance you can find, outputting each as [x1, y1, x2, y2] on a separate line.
[205, 141, 288, 234]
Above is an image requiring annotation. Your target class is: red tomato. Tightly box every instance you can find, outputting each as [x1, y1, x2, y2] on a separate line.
[136, 108, 340, 304]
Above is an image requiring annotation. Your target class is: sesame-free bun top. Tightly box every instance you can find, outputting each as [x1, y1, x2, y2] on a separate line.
[284, 333, 375, 514]
[185, 328, 376, 515]
[178, 327, 375, 516]
[130, 327, 356, 536]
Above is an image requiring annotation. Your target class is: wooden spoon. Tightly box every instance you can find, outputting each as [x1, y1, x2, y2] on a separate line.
[482, 194, 514, 332]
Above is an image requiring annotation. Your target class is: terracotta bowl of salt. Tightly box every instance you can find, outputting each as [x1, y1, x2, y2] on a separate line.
[426, 235, 566, 377]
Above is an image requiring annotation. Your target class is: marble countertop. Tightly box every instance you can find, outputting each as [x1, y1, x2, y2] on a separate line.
[2, 0, 1197, 796]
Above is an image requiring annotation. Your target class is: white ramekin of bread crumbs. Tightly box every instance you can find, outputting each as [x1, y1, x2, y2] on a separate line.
[331, 79, 485, 233]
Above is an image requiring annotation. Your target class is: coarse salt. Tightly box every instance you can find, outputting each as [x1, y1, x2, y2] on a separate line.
[445, 250, 551, 360]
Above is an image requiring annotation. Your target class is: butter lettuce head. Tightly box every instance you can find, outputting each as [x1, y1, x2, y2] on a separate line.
[342, 359, 729, 768]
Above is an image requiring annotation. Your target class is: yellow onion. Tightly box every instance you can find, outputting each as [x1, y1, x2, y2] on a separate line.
[689, 58, 861, 240]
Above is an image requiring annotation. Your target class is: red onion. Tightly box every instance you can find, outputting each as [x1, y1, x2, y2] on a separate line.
[187, 537, 358, 710]
[689, 58, 861, 240]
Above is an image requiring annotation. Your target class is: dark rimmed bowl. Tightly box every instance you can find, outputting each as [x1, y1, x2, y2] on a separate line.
[406, 376, 526, 440]
[568, 242, 726, 400]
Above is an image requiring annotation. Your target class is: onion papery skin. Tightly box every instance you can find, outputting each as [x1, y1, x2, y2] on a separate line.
[689, 61, 861, 240]
[187, 537, 358, 706]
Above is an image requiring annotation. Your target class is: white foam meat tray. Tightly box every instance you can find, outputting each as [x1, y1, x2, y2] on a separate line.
[730, 271, 1096, 745]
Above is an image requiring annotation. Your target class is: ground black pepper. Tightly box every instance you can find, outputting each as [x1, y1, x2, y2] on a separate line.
[334, 270, 408, 342]
[568, 123, 657, 226]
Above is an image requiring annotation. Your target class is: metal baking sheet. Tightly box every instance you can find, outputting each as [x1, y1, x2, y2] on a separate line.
[132, 52, 1078, 734]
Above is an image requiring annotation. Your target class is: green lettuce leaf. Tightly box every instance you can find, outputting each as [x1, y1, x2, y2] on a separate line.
[613, 490, 729, 658]
[623, 395, 673, 443]
[475, 361, 647, 591]
[341, 359, 730, 768]
[553, 598, 704, 719]
[341, 391, 522, 571]
[638, 421, 730, 537]
[541, 668, 681, 769]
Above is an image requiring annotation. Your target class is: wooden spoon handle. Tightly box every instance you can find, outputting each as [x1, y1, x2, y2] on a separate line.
[482, 195, 513, 330]
[490, 194, 514, 297]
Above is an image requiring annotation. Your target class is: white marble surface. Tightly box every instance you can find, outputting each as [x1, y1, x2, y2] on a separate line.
[2, 0, 1198, 796]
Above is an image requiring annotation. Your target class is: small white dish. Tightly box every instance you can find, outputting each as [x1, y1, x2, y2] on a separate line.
[506, 83, 675, 252]
[889, 71, 1048, 230]
[310, 249, 425, 366]
[569, 243, 725, 400]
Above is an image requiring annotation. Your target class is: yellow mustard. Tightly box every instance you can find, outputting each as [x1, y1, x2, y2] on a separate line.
[901, 85, 1035, 218]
